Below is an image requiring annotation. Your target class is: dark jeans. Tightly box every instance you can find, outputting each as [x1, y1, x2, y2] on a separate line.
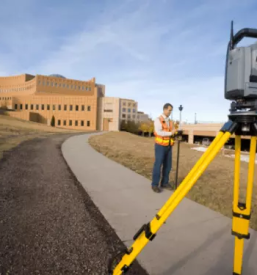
[152, 143, 172, 187]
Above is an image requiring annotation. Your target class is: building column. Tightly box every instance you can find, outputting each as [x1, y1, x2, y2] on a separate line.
[188, 131, 194, 144]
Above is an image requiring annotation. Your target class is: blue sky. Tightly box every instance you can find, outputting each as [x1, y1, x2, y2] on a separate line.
[1, 0, 257, 123]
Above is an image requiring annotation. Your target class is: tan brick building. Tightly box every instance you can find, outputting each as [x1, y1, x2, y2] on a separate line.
[0, 73, 150, 132]
[0, 73, 103, 130]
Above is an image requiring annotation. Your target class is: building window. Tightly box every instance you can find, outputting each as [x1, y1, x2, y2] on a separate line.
[59, 83, 61, 87]
[69, 120, 72, 126]
[64, 105, 67, 111]
[63, 84, 65, 88]
[104, 109, 112, 112]
[42, 104, 44, 110]
[15, 104, 18, 109]
[82, 86, 84, 90]
[58, 105, 61, 111]
[74, 85, 77, 89]
[87, 121, 90, 127]
[63, 120, 66, 126]
[53, 105, 55, 111]
[87, 106, 91, 111]
[71, 85, 73, 89]
[81, 105, 85, 111]
[47, 104, 50, 110]
[51, 82, 54, 86]
[128, 103, 131, 107]
[128, 108, 131, 113]
[78, 86, 80, 90]
[75, 120, 78, 126]
[128, 115, 131, 119]
[133, 109, 136, 113]
[58, 120, 61, 126]
[123, 102, 126, 106]
[31, 104, 33, 110]
[70, 105, 73, 111]
[20, 104, 23, 110]
[55, 83, 57, 87]
[67, 84, 69, 88]
[122, 108, 126, 112]
[132, 115, 135, 119]
[38, 81, 41, 85]
[122, 114, 126, 118]
[36, 104, 39, 110]
[81, 120, 84, 126]
[76, 105, 79, 111]
[25, 104, 28, 110]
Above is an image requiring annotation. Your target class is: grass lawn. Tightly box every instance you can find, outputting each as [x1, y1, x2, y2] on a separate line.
[89, 131, 257, 231]
[0, 114, 81, 160]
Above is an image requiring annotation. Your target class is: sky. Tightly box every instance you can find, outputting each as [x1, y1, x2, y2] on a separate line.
[1, 0, 257, 123]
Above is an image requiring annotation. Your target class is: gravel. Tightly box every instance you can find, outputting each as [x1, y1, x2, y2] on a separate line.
[0, 134, 148, 275]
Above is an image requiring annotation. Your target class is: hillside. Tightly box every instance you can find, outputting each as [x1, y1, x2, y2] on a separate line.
[0, 114, 80, 159]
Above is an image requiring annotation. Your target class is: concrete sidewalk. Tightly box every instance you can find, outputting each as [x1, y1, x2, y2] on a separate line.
[61, 133, 257, 275]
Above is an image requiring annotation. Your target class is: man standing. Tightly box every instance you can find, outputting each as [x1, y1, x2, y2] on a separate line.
[151, 103, 176, 193]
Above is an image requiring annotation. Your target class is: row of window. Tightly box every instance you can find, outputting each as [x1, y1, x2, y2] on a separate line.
[122, 102, 136, 107]
[57, 119, 90, 127]
[0, 86, 34, 93]
[122, 114, 139, 119]
[122, 108, 136, 113]
[0, 97, 12, 100]
[14, 104, 91, 112]
[38, 81, 92, 91]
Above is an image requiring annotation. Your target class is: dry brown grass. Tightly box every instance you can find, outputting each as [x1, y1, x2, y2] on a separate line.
[0, 114, 81, 159]
[89, 132, 257, 230]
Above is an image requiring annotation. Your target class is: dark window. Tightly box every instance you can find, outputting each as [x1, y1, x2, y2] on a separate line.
[76, 105, 79, 111]
[20, 104, 23, 110]
[81, 105, 85, 111]
[81, 120, 84, 126]
[69, 120, 72, 126]
[87, 106, 91, 111]
[53, 105, 55, 111]
[58, 120, 61, 126]
[15, 104, 18, 109]
[58, 105, 61, 111]
[64, 105, 67, 111]
[87, 121, 90, 127]
[36, 104, 39, 110]
[75, 120, 78, 126]
[47, 105, 50, 110]
[31, 104, 33, 110]
[42, 104, 44, 110]
[70, 105, 73, 111]
[63, 120, 66, 126]
[25, 104, 28, 110]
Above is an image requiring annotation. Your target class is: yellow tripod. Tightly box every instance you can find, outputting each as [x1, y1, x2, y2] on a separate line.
[108, 119, 256, 275]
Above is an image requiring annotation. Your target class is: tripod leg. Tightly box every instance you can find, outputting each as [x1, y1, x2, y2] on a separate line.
[232, 136, 256, 275]
[158, 131, 224, 217]
[110, 130, 232, 275]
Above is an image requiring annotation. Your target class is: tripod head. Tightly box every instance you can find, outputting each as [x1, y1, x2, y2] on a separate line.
[225, 21, 257, 115]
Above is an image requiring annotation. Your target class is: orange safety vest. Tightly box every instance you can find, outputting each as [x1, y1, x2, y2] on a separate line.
[154, 116, 175, 146]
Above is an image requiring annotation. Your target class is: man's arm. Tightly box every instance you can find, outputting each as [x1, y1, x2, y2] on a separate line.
[154, 118, 174, 137]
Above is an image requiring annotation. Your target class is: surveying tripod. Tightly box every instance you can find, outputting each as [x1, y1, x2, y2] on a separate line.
[108, 22, 257, 275]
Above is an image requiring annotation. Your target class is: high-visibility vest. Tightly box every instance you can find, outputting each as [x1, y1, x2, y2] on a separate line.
[154, 116, 174, 146]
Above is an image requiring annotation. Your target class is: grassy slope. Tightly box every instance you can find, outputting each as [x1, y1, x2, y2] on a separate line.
[89, 131, 257, 231]
[0, 114, 80, 159]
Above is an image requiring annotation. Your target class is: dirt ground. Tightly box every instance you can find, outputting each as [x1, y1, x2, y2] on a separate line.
[0, 134, 148, 275]
[89, 132, 257, 231]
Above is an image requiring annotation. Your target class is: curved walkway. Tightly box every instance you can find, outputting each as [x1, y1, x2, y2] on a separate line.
[62, 133, 257, 275]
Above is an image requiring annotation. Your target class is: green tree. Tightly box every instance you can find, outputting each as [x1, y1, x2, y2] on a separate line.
[51, 115, 55, 127]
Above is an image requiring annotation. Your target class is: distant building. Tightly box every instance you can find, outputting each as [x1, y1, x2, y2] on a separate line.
[0, 73, 150, 132]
